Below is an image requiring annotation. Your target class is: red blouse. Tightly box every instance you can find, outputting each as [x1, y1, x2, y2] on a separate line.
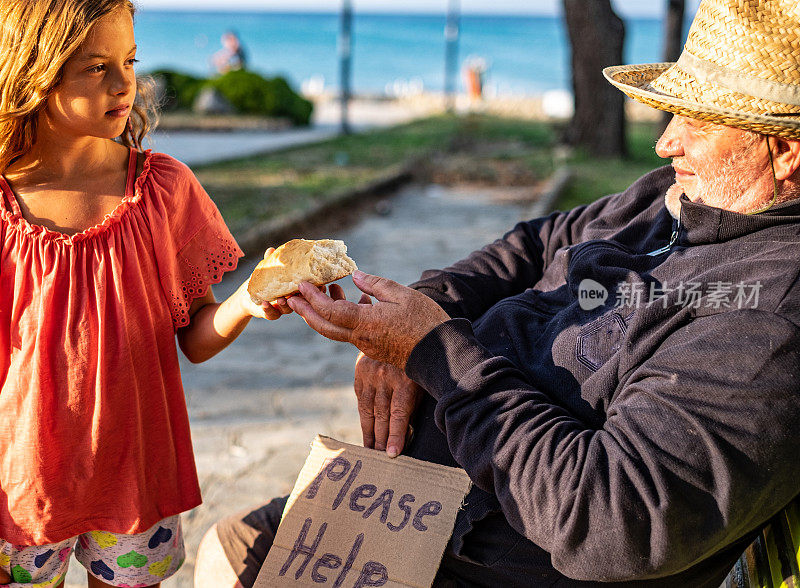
[0, 149, 243, 545]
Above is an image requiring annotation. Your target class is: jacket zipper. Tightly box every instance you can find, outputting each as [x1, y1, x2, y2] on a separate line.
[647, 218, 681, 256]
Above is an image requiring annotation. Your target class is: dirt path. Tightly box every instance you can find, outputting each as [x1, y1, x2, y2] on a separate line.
[63, 183, 535, 587]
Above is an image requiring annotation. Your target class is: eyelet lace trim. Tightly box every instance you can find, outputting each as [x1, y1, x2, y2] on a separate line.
[171, 231, 242, 329]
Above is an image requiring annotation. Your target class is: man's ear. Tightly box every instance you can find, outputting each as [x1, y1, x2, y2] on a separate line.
[768, 136, 800, 180]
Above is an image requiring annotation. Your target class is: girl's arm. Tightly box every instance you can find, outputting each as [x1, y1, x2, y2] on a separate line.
[177, 276, 290, 364]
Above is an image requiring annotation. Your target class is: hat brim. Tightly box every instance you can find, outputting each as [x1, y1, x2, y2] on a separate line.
[604, 63, 800, 140]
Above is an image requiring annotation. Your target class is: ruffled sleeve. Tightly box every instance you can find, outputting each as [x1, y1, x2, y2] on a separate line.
[140, 152, 244, 329]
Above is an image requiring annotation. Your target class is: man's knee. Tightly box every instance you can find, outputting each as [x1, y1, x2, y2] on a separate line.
[196, 497, 287, 588]
[194, 523, 243, 588]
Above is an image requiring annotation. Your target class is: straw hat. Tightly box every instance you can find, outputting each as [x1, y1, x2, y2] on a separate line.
[603, 0, 800, 139]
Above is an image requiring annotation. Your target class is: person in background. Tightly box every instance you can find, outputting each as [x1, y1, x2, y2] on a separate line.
[198, 0, 800, 586]
[463, 55, 487, 102]
[0, 1, 292, 586]
[213, 30, 247, 74]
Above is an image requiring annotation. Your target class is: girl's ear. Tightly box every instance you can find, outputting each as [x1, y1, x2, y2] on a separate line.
[769, 136, 800, 181]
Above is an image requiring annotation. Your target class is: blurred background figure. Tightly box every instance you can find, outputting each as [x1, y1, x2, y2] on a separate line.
[462, 55, 487, 102]
[213, 30, 247, 73]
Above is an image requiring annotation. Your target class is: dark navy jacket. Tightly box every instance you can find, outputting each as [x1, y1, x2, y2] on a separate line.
[404, 165, 800, 587]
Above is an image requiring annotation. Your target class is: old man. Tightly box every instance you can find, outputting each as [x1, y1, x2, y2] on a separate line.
[198, 0, 800, 586]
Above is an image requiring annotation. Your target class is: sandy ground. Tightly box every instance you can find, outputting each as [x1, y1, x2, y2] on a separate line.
[61, 181, 536, 587]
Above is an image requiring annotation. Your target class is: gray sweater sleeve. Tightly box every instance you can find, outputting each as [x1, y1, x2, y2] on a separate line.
[405, 311, 800, 581]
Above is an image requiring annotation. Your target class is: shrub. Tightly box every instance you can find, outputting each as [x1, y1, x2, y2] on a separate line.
[150, 69, 205, 111]
[148, 69, 314, 126]
[207, 70, 313, 126]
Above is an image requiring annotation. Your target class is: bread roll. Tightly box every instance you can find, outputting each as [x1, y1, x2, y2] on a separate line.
[247, 239, 357, 303]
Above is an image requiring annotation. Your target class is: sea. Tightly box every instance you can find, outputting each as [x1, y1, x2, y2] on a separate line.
[133, 10, 690, 97]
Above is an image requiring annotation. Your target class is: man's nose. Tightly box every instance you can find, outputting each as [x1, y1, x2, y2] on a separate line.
[655, 115, 684, 158]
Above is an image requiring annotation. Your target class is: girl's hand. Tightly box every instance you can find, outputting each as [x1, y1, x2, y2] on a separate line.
[236, 248, 291, 320]
[237, 278, 294, 321]
[236, 246, 332, 321]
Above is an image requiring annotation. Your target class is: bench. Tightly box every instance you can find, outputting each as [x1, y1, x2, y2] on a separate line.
[723, 495, 800, 588]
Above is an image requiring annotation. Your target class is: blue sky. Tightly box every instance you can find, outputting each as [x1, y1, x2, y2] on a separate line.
[135, 0, 702, 18]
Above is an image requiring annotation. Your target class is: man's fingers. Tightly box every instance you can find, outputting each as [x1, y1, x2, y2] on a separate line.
[354, 351, 376, 448]
[351, 270, 404, 302]
[329, 283, 346, 301]
[286, 295, 355, 342]
[353, 354, 420, 458]
[386, 400, 415, 458]
[386, 385, 417, 457]
[261, 307, 282, 320]
[386, 430, 406, 458]
[355, 379, 377, 449]
[372, 382, 392, 452]
[262, 300, 292, 319]
[293, 282, 365, 329]
[295, 282, 358, 325]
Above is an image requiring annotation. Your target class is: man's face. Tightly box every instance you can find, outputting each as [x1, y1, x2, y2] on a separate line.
[655, 115, 774, 214]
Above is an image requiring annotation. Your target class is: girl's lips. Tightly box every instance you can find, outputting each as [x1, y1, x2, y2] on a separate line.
[105, 105, 131, 117]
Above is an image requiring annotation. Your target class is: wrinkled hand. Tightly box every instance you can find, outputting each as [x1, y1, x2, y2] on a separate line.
[355, 352, 423, 457]
[287, 270, 450, 370]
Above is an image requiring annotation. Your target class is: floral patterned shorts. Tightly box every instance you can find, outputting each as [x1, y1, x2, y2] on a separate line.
[0, 515, 184, 587]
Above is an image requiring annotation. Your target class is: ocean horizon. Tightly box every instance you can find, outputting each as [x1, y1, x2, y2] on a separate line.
[134, 10, 683, 97]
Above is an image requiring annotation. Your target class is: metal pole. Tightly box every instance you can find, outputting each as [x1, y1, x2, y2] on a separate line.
[339, 0, 353, 134]
[444, 0, 460, 112]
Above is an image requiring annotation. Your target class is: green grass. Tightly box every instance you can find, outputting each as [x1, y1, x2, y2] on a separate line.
[558, 122, 666, 210]
[194, 114, 558, 233]
[194, 114, 665, 236]
[199, 115, 459, 174]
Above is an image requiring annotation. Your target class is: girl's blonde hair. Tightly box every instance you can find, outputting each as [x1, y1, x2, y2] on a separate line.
[0, 0, 158, 171]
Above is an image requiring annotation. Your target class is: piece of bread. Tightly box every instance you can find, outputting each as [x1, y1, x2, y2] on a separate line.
[247, 239, 357, 303]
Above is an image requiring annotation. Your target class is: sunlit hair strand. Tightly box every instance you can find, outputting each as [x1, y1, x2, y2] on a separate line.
[0, 0, 159, 171]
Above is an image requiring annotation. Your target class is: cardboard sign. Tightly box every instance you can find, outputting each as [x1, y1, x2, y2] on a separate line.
[254, 435, 472, 588]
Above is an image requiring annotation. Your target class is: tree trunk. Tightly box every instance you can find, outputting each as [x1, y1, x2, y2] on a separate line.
[562, 0, 626, 158]
[660, 0, 685, 130]
[663, 0, 685, 61]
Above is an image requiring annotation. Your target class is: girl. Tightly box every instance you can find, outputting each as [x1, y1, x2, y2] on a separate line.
[0, 1, 292, 586]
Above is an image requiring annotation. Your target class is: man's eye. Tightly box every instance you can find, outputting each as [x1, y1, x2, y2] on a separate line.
[126, 58, 139, 66]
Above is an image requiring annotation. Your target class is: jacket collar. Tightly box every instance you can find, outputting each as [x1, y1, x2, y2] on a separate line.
[677, 194, 800, 245]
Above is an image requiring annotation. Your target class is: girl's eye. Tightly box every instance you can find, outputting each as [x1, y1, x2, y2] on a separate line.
[88, 64, 105, 73]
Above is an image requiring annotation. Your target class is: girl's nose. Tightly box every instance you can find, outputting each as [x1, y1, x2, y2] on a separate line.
[655, 115, 684, 158]
[110, 68, 134, 96]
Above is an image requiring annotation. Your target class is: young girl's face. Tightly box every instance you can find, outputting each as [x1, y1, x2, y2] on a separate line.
[41, 6, 137, 142]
